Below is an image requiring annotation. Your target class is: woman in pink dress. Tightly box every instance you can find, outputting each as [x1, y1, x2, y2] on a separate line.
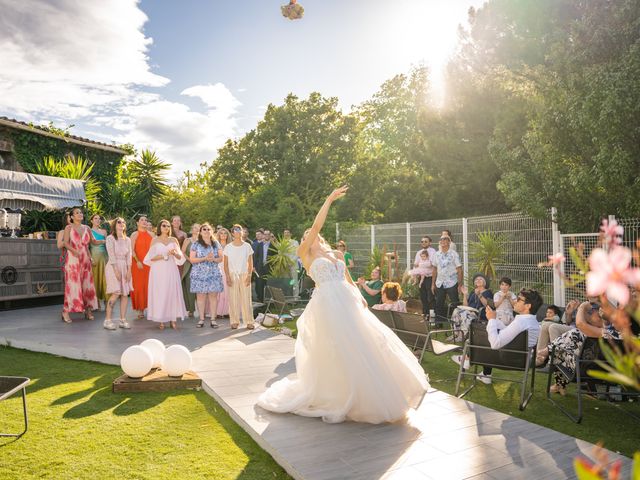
[144, 219, 187, 330]
[216, 227, 231, 318]
[61, 207, 98, 323]
[104, 217, 133, 331]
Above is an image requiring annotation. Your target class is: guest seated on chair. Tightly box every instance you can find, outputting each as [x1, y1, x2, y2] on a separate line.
[535, 298, 580, 364]
[372, 282, 407, 312]
[537, 300, 623, 395]
[450, 273, 493, 340]
[357, 266, 383, 307]
[453, 288, 542, 385]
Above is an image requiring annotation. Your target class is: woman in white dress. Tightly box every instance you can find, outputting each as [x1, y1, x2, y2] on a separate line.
[257, 187, 429, 424]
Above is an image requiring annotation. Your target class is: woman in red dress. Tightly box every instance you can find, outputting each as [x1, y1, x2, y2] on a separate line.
[130, 215, 154, 319]
[61, 207, 97, 323]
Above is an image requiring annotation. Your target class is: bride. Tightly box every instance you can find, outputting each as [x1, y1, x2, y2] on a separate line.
[257, 186, 429, 424]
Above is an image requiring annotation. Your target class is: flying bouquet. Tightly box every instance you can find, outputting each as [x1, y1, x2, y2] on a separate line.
[281, 0, 304, 20]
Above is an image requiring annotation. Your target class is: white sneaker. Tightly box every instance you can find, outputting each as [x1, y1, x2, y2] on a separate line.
[119, 319, 131, 329]
[478, 374, 492, 385]
[452, 355, 470, 370]
[103, 320, 117, 331]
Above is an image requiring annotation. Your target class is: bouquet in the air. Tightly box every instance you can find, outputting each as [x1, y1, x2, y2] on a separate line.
[281, 0, 304, 20]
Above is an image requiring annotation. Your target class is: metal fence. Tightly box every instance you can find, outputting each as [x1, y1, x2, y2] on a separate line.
[337, 212, 640, 307]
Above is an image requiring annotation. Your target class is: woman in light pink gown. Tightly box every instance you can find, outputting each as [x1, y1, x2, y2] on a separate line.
[104, 217, 133, 331]
[215, 227, 230, 318]
[144, 219, 187, 330]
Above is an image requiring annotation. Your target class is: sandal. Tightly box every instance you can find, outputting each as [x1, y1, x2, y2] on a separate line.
[196, 319, 205, 328]
[246, 324, 255, 330]
[170, 321, 177, 330]
[159, 322, 165, 330]
[84, 310, 95, 321]
[61, 312, 72, 324]
[535, 354, 548, 367]
[210, 320, 219, 328]
[137, 312, 145, 320]
[549, 384, 567, 396]
[231, 324, 239, 329]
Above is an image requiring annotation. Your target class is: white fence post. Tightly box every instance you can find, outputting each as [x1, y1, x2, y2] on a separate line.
[370, 224, 375, 253]
[336, 222, 340, 242]
[462, 217, 469, 286]
[406, 223, 411, 272]
[551, 207, 564, 306]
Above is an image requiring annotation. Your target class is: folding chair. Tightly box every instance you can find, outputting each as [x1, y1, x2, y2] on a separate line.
[455, 324, 536, 411]
[369, 308, 395, 329]
[1, 376, 30, 438]
[546, 337, 640, 424]
[391, 311, 431, 363]
[264, 286, 308, 319]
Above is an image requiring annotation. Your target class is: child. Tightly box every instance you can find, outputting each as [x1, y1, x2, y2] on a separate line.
[493, 276, 517, 325]
[544, 305, 562, 323]
[408, 250, 431, 287]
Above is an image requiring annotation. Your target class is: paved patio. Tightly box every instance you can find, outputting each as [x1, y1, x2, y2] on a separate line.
[0, 304, 633, 479]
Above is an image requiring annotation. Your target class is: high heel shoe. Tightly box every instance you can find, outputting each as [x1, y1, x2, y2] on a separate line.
[159, 322, 165, 330]
[84, 310, 95, 321]
[170, 321, 177, 330]
[61, 312, 72, 324]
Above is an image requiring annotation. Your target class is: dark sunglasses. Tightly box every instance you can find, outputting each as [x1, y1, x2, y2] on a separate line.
[201, 227, 211, 231]
[116, 220, 125, 225]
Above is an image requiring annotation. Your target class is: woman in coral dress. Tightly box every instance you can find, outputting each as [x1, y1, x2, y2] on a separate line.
[215, 227, 231, 318]
[61, 207, 98, 323]
[89, 214, 108, 310]
[130, 215, 153, 319]
[144, 220, 187, 330]
[103, 217, 133, 331]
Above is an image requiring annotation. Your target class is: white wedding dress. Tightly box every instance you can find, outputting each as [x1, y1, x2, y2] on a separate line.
[257, 257, 429, 424]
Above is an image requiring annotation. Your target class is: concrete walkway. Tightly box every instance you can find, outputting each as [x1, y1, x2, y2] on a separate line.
[0, 305, 633, 479]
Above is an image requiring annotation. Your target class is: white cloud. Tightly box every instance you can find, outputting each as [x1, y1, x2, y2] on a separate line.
[0, 0, 240, 180]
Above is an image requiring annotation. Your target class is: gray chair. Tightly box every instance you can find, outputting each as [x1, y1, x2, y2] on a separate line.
[391, 311, 430, 362]
[370, 308, 395, 329]
[264, 286, 308, 319]
[455, 323, 536, 411]
[1, 376, 30, 437]
[546, 337, 640, 423]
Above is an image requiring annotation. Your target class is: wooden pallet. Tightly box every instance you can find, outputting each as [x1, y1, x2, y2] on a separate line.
[112, 369, 202, 393]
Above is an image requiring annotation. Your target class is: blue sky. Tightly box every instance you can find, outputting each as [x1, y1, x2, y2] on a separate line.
[0, 0, 483, 179]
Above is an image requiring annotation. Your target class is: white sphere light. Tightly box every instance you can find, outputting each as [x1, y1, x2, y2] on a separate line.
[140, 338, 165, 369]
[163, 345, 192, 377]
[120, 345, 153, 378]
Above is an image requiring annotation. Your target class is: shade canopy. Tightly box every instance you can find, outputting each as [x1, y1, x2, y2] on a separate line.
[0, 169, 86, 211]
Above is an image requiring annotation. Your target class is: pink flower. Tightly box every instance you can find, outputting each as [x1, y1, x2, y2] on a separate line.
[600, 219, 623, 247]
[586, 247, 640, 306]
[548, 253, 566, 265]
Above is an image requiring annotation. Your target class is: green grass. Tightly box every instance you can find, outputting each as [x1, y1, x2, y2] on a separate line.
[420, 346, 640, 458]
[0, 346, 291, 480]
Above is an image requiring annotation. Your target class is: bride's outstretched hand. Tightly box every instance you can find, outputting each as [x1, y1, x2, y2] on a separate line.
[328, 185, 348, 202]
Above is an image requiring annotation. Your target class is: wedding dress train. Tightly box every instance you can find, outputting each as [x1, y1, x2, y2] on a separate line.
[257, 257, 429, 424]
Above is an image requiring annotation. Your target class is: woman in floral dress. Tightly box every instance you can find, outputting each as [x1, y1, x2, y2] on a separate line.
[61, 207, 97, 323]
[190, 223, 224, 328]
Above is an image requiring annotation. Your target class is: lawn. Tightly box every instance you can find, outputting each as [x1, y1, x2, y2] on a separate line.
[0, 346, 291, 480]
[420, 346, 640, 458]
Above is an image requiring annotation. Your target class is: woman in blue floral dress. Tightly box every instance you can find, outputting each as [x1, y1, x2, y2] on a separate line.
[189, 223, 224, 328]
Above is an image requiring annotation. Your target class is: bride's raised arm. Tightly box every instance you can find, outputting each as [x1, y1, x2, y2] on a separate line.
[298, 186, 348, 258]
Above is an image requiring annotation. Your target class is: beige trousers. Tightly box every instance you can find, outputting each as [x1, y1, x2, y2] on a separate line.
[537, 321, 573, 351]
[228, 272, 254, 327]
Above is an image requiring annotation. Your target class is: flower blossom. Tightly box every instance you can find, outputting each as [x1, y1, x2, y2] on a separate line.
[548, 253, 566, 265]
[586, 247, 640, 307]
[600, 219, 623, 247]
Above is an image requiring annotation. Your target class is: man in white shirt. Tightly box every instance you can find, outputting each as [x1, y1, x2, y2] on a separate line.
[454, 288, 542, 384]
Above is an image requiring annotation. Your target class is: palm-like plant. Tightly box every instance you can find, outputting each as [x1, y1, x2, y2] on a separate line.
[266, 236, 297, 278]
[126, 149, 170, 213]
[469, 230, 507, 281]
[35, 155, 101, 211]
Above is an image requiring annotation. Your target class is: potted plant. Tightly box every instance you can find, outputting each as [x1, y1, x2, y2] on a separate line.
[266, 236, 298, 296]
